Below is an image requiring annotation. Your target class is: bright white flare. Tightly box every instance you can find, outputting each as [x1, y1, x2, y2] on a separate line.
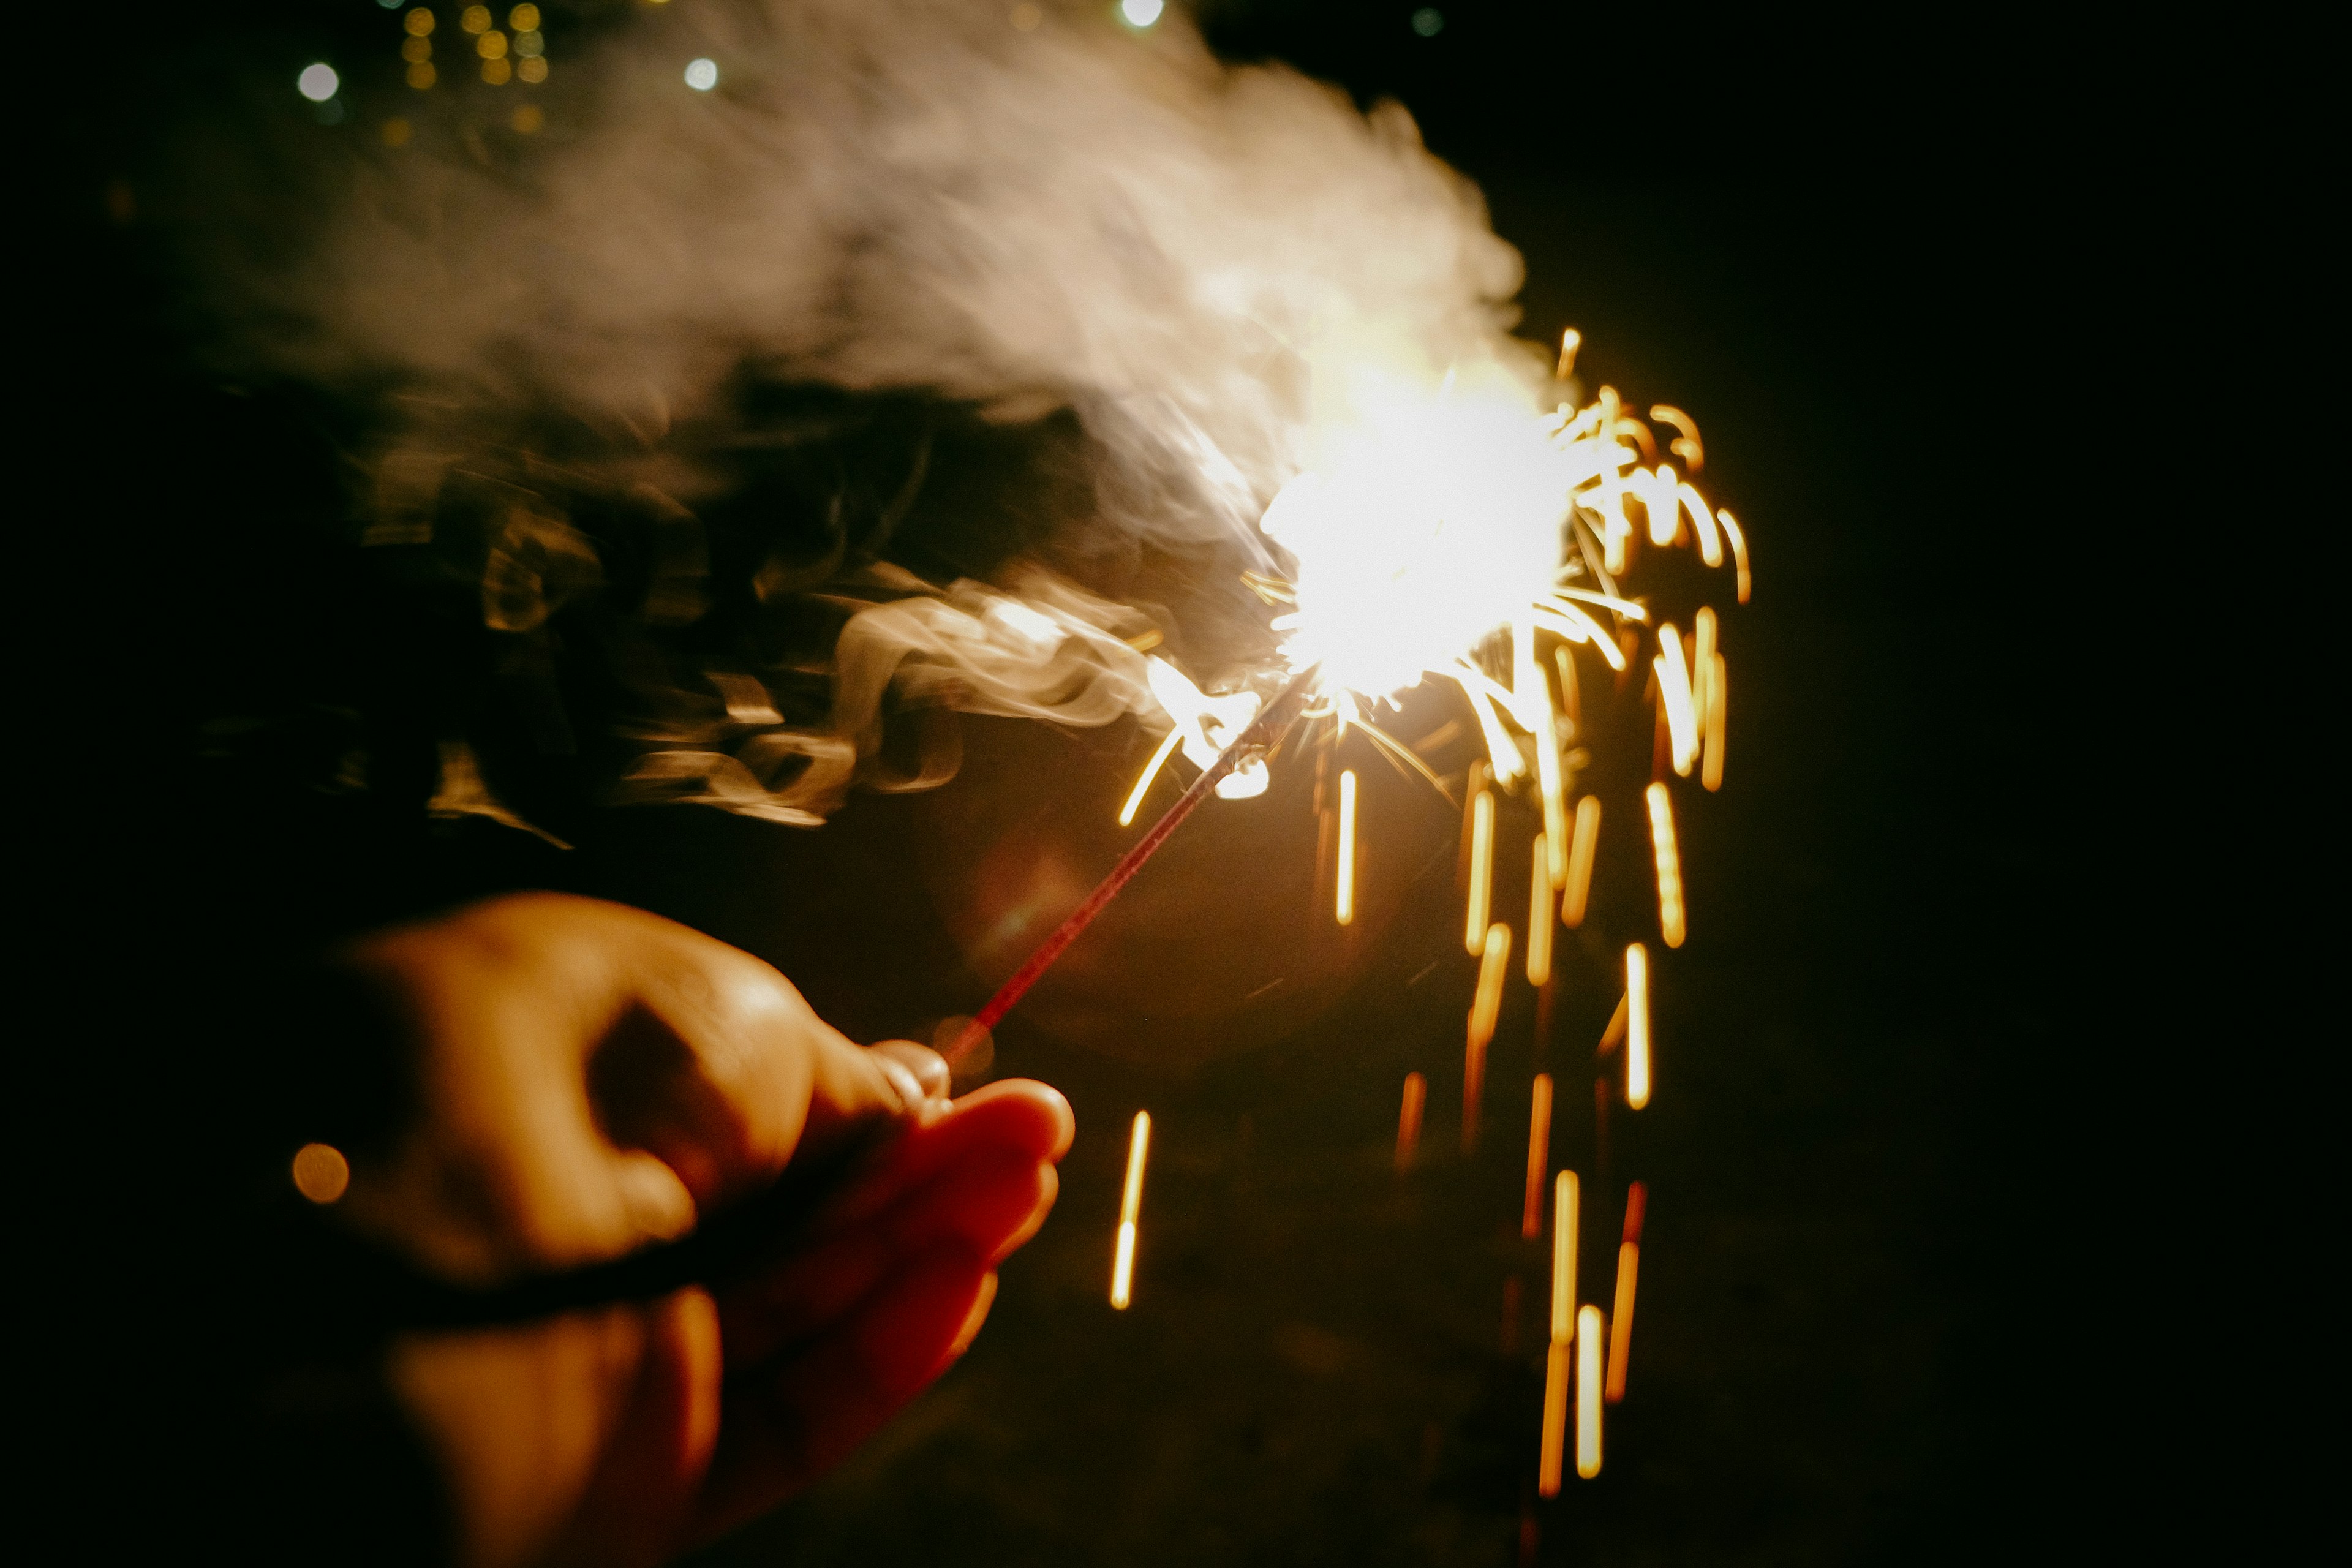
[298, 64, 341, 102]
[684, 58, 718, 91]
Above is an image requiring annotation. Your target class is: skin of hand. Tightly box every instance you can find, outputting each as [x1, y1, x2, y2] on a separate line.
[331, 893, 1073, 1568]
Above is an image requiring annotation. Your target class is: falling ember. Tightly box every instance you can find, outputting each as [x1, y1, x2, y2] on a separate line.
[1521, 1074, 1553, 1239]
[1555, 326, 1581, 379]
[1655, 625, 1698, 777]
[1575, 1303, 1604, 1478]
[1702, 653, 1728, 793]
[1464, 924, 1513, 1150]
[1692, 607, 1717, 718]
[1118, 725, 1185, 827]
[1466, 788, 1495, 954]
[1550, 1169, 1578, 1342]
[1110, 1110, 1152, 1310]
[1395, 1072, 1426, 1172]
[1526, 834, 1553, 985]
[1539, 1338, 1570, 1497]
[1562, 796, 1601, 928]
[1625, 944, 1652, 1109]
[1607, 1182, 1647, 1404]
[1596, 991, 1629, 1057]
[1645, 782, 1686, 948]
[1719, 510, 1752, 603]
[1335, 768, 1360, 925]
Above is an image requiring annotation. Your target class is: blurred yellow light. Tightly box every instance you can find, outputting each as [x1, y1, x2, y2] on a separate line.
[1550, 1168, 1577, 1340]
[1335, 769, 1359, 925]
[1719, 510, 1752, 603]
[1539, 1340, 1569, 1496]
[1655, 624, 1698, 776]
[1395, 1071, 1425, 1172]
[477, 29, 508, 58]
[1555, 327, 1581, 380]
[402, 37, 431, 63]
[1575, 1304, 1604, 1477]
[1561, 795, 1599, 928]
[1645, 782, 1684, 948]
[1011, 1, 1044, 28]
[1625, 944, 1651, 1108]
[405, 7, 435, 36]
[407, 61, 437, 89]
[291, 1142, 350, 1204]
[380, 117, 412, 147]
[517, 55, 547, 83]
[1520, 1074, 1551, 1238]
[1110, 1110, 1151, 1309]
[1525, 834, 1552, 985]
[1605, 1241, 1639, 1403]
[461, 4, 491, 32]
[514, 29, 544, 56]
[1465, 788, 1493, 953]
[1702, 652, 1727, 791]
[481, 56, 511, 83]
[509, 3, 539, 28]
[511, 104, 543, 134]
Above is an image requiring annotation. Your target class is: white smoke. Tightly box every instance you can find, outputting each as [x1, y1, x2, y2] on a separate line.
[225, 0, 1545, 827]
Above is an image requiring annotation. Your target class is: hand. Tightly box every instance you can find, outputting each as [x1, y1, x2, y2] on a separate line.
[333, 894, 1072, 1568]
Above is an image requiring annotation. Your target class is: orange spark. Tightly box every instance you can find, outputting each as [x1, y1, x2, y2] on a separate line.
[1526, 834, 1554, 986]
[1625, 944, 1651, 1109]
[1335, 768, 1359, 925]
[1576, 1303, 1604, 1477]
[1395, 1072, 1425, 1172]
[1521, 1074, 1553, 1239]
[1645, 782, 1686, 948]
[1466, 788, 1494, 954]
[1110, 1110, 1152, 1309]
[1464, 923, 1512, 1149]
[1562, 796, 1601, 929]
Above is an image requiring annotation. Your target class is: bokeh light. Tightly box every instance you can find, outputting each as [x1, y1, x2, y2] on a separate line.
[518, 56, 548, 83]
[482, 56, 512, 85]
[407, 61, 437, 89]
[512, 103, 543, 134]
[296, 63, 340, 103]
[380, 117, 412, 147]
[1412, 7, 1444, 36]
[1121, 0, 1164, 27]
[477, 29, 508, 58]
[514, 29, 545, 56]
[402, 37, 431, 63]
[509, 3, 540, 28]
[404, 6, 434, 36]
[460, 4, 491, 33]
[290, 1142, 350, 1204]
[684, 57, 718, 91]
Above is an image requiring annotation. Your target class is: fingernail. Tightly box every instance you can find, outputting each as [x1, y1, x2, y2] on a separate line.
[948, 1271, 998, 1359]
[874, 1041, 951, 1101]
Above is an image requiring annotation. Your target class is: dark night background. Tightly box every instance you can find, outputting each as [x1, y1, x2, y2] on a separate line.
[26, 2, 2225, 1563]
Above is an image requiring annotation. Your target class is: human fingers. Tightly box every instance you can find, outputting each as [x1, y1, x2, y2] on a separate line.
[801, 1079, 1074, 1240]
[543, 1288, 723, 1568]
[716, 1147, 1056, 1370]
[695, 1249, 997, 1539]
[870, 1040, 951, 1102]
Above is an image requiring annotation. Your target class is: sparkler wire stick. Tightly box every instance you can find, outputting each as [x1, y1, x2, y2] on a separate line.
[946, 666, 1320, 1064]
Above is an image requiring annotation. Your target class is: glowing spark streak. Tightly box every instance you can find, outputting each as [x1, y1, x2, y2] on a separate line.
[1597, 991, 1629, 1055]
[1683, 483, 1724, 567]
[1395, 1072, 1425, 1172]
[1649, 404, 1703, 471]
[1626, 944, 1651, 1109]
[1551, 1169, 1578, 1341]
[1526, 834, 1554, 985]
[1536, 709, 1566, 884]
[1562, 796, 1601, 928]
[1354, 717, 1455, 802]
[1702, 653, 1728, 792]
[1606, 1242, 1640, 1404]
[1719, 510, 1752, 603]
[1110, 1110, 1151, 1310]
[1648, 464, 1683, 546]
[1540, 1341, 1569, 1497]
[1465, 924, 1513, 1150]
[1458, 672, 1528, 783]
[1556, 328, 1581, 379]
[1335, 769, 1359, 925]
[1576, 1305, 1604, 1477]
[1655, 625, 1698, 775]
[1543, 587, 1650, 620]
[1646, 782, 1686, 948]
[1555, 647, 1580, 735]
[1466, 790, 1495, 954]
[1118, 725, 1185, 827]
[1693, 608, 1717, 718]
[1521, 1074, 1553, 1238]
